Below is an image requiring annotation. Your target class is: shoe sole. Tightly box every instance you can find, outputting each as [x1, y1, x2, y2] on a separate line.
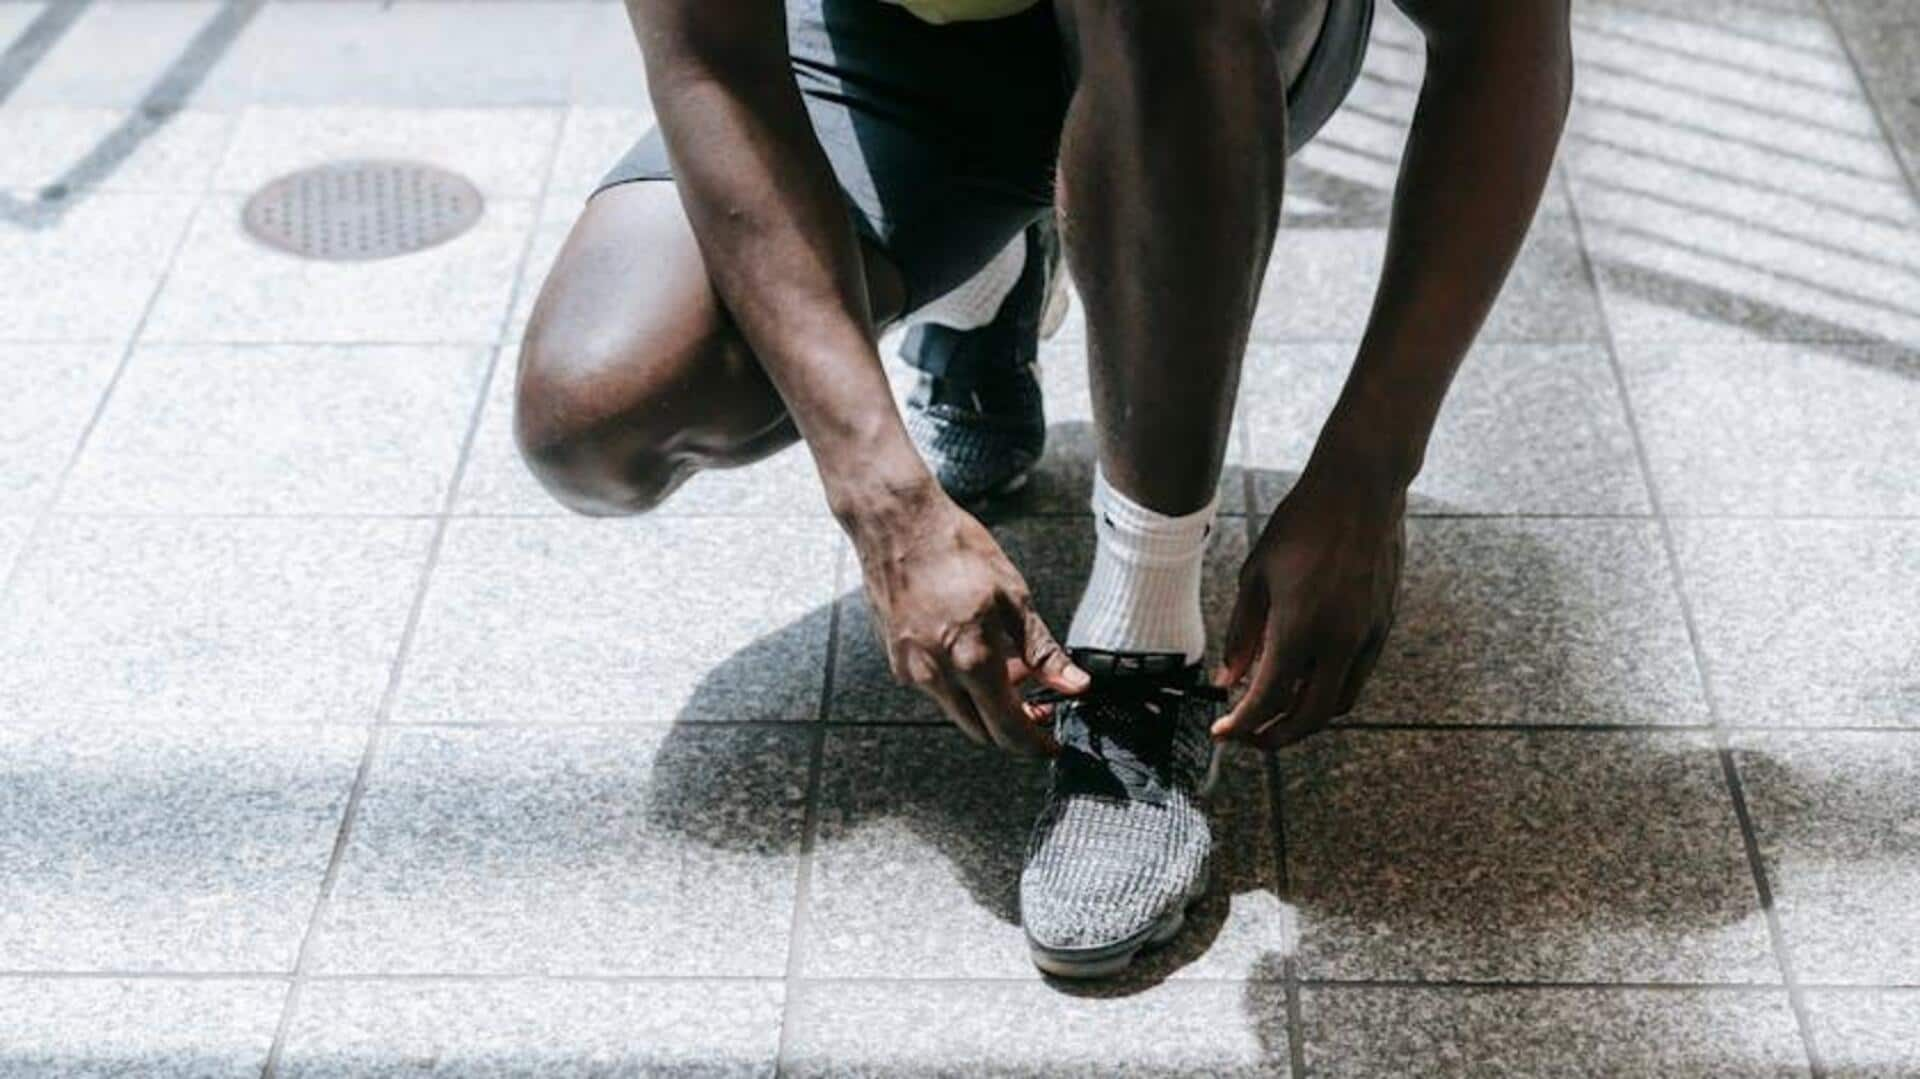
[1027, 899, 1194, 980]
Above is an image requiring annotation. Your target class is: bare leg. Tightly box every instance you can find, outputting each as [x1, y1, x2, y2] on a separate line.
[515, 182, 905, 515]
[1053, 0, 1291, 515]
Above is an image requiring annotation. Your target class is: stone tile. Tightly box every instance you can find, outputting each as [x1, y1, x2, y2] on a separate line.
[143, 194, 534, 344]
[829, 515, 1248, 726]
[500, 198, 574, 347]
[782, 980, 1290, 1078]
[1567, 3, 1920, 345]
[0, 517, 432, 725]
[0, 343, 119, 513]
[1674, 521, 1919, 728]
[62, 343, 490, 515]
[1731, 732, 1920, 984]
[802, 726, 1285, 981]
[1805, 989, 1920, 1078]
[1836, 19, 1920, 185]
[1252, 194, 1602, 344]
[1352, 519, 1708, 727]
[457, 347, 832, 517]
[1243, 343, 1650, 516]
[546, 106, 656, 205]
[1298, 987, 1808, 1078]
[563, 3, 654, 108]
[5, 1, 227, 109]
[190, 2, 595, 107]
[214, 107, 561, 200]
[309, 725, 808, 975]
[1282, 730, 1777, 982]
[279, 978, 782, 1078]
[1281, 9, 1422, 229]
[395, 516, 838, 724]
[1621, 343, 1920, 516]
[0, 977, 284, 1078]
[0, 192, 199, 341]
[0, 108, 234, 193]
[0, 516, 31, 585]
[0, 724, 363, 970]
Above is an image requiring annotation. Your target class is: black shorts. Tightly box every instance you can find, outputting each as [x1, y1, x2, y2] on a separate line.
[597, 0, 1374, 314]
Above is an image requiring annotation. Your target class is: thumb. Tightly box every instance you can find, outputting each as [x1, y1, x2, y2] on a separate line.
[1215, 574, 1269, 688]
[1020, 605, 1089, 694]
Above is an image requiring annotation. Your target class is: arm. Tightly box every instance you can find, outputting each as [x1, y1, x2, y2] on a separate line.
[629, 1, 1085, 751]
[1214, 0, 1574, 745]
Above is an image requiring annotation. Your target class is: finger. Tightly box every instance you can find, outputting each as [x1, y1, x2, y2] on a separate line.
[1334, 631, 1389, 717]
[1212, 623, 1306, 742]
[924, 677, 990, 746]
[956, 633, 1057, 757]
[1214, 576, 1269, 689]
[1258, 652, 1354, 750]
[1013, 602, 1089, 695]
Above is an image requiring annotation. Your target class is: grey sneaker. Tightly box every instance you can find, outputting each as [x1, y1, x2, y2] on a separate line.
[903, 361, 1045, 504]
[901, 221, 1066, 506]
[1020, 649, 1227, 979]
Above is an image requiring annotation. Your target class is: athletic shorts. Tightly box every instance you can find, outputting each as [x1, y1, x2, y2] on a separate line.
[596, 0, 1375, 313]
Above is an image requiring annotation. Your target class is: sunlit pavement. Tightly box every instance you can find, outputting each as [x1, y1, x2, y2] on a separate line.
[0, 1, 1916, 1074]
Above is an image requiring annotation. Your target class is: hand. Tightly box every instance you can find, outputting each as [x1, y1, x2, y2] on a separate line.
[850, 487, 1089, 754]
[1211, 469, 1406, 748]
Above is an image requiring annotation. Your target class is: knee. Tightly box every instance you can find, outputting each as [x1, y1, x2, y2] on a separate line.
[513, 326, 686, 517]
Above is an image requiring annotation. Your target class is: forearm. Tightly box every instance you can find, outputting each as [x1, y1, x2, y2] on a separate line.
[632, 4, 932, 522]
[1310, 10, 1573, 490]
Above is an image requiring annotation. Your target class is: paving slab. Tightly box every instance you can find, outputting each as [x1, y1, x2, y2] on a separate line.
[0, 517, 432, 725]
[1281, 729, 1777, 982]
[0, 977, 284, 1079]
[63, 343, 490, 515]
[0, 724, 362, 970]
[394, 516, 839, 724]
[1732, 731, 1920, 985]
[1804, 989, 1920, 1078]
[0, 191, 199, 341]
[278, 978, 783, 1078]
[1674, 520, 1920, 728]
[309, 725, 809, 976]
[1298, 986, 1808, 1078]
[1351, 518, 1708, 727]
[0, 342, 120, 514]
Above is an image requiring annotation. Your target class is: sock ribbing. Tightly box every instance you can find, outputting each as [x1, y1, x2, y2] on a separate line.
[1066, 468, 1216, 664]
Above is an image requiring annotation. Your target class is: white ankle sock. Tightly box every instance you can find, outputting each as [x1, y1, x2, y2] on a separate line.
[1066, 468, 1216, 664]
[910, 233, 1027, 331]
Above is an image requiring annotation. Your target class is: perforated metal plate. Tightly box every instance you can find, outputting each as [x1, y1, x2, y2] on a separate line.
[241, 160, 484, 261]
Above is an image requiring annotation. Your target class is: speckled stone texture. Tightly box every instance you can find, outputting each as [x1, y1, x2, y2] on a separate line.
[393, 516, 840, 724]
[1674, 521, 1919, 728]
[278, 979, 783, 1078]
[1731, 732, 1920, 985]
[0, 192, 200, 340]
[782, 980, 1290, 1077]
[0, 344, 120, 513]
[1619, 343, 1920, 517]
[1281, 730, 1778, 982]
[213, 107, 560, 199]
[1567, 0, 1920, 346]
[1242, 344, 1650, 516]
[1805, 990, 1920, 1078]
[803, 726, 1286, 981]
[0, 517, 433, 725]
[308, 725, 809, 976]
[62, 343, 491, 515]
[0, 725, 363, 970]
[1353, 518, 1708, 726]
[0, 978, 284, 1078]
[1298, 987, 1809, 1078]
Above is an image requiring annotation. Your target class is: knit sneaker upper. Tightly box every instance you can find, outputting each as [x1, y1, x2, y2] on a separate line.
[1020, 649, 1226, 954]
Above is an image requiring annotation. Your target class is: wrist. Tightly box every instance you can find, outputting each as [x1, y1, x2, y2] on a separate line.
[824, 449, 945, 540]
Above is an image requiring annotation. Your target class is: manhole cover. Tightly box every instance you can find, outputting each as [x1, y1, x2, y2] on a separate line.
[241, 159, 484, 261]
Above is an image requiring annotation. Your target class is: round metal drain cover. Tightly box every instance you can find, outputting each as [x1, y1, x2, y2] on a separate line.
[241, 159, 483, 261]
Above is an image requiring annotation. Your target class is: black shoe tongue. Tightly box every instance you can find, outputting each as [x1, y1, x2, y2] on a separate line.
[1055, 699, 1179, 807]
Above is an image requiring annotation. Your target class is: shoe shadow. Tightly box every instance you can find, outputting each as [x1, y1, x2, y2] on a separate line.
[644, 425, 1779, 1000]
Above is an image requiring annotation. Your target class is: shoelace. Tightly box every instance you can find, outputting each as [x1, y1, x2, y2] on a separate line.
[1027, 669, 1227, 800]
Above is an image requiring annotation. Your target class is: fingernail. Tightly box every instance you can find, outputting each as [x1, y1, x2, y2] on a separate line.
[1063, 665, 1090, 689]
